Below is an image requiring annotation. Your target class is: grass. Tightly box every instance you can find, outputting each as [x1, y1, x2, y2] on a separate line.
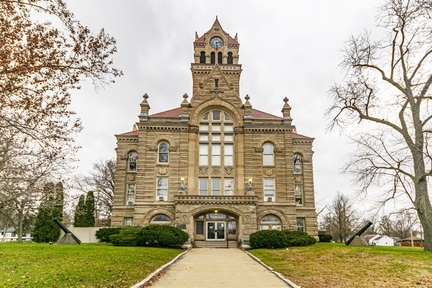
[0, 242, 183, 288]
[249, 243, 432, 288]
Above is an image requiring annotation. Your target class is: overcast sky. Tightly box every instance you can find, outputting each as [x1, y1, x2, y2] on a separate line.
[65, 0, 396, 217]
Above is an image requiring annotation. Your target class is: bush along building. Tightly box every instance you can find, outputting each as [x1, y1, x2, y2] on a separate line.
[111, 18, 318, 247]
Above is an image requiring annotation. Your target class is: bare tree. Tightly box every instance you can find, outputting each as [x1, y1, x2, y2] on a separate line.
[73, 159, 115, 226]
[327, 0, 432, 251]
[0, 0, 121, 239]
[322, 193, 360, 243]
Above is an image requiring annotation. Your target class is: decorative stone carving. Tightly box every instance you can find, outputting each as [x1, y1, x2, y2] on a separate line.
[234, 127, 244, 134]
[212, 167, 220, 175]
[158, 167, 168, 175]
[294, 176, 303, 184]
[274, 147, 284, 153]
[199, 167, 208, 175]
[189, 126, 199, 133]
[182, 215, 190, 224]
[169, 146, 178, 152]
[224, 167, 234, 175]
[244, 215, 251, 224]
[263, 169, 274, 176]
[127, 175, 136, 181]
[254, 147, 264, 153]
[148, 145, 157, 151]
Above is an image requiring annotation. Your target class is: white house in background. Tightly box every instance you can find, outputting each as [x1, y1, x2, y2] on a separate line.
[0, 228, 32, 242]
[364, 235, 395, 246]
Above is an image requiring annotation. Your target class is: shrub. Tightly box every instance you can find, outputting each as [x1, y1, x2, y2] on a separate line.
[110, 227, 142, 246]
[282, 230, 316, 247]
[249, 230, 288, 249]
[318, 233, 333, 243]
[140, 225, 189, 247]
[95, 228, 121, 243]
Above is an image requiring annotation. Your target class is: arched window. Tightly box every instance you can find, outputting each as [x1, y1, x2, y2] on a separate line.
[128, 152, 137, 172]
[211, 52, 215, 64]
[158, 142, 169, 163]
[218, 52, 223, 64]
[227, 52, 233, 64]
[200, 51, 206, 63]
[151, 214, 171, 224]
[260, 215, 281, 230]
[263, 143, 274, 166]
[293, 154, 302, 174]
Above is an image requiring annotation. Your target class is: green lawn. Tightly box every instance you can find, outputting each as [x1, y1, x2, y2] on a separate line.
[0, 242, 183, 288]
[249, 243, 432, 288]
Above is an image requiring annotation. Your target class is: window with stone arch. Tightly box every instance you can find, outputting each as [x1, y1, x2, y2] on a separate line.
[128, 151, 137, 172]
[200, 51, 206, 63]
[263, 142, 275, 166]
[293, 153, 302, 174]
[198, 109, 234, 195]
[227, 52, 233, 64]
[150, 214, 172, 225]
[158, 142, 169, 164]
[260, 215, 282, 231]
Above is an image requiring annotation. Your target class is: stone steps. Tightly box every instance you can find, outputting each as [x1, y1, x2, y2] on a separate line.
[194, 240, 238, 248]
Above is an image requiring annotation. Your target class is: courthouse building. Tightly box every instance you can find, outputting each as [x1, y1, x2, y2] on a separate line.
[111, 18, 318, 247]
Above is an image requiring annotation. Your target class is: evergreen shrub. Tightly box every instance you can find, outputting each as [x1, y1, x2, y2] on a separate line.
[249, 230, 288, 249]
[282, 230, 316, 246]
[140, 225, 189, 247]
[318, 233, 333, 242]
[95, 228, 121, 243]
[110, 227, 142, 246]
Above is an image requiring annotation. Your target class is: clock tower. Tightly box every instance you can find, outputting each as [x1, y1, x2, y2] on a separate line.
[191, 17, 241, 99]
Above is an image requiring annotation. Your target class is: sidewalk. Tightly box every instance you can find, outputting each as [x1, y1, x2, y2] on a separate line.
[148, 248, 291, 288]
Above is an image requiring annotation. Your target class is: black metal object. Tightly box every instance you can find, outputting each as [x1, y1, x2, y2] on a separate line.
[346, 221, 372, 245]
[53, 218, 81, 244]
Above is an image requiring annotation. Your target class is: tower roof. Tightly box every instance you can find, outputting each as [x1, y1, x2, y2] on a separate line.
[195, 17, 239, 46]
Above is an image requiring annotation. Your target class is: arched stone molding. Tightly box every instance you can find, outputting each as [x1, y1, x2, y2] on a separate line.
[190, 99, 242, 126]
[142, 208, 175, 225]
[257, 209, 289, 229]
[188, 206, 243, 218]
[257, 137, 279, 149]
[120, 148, 138, 161]
[150, 135, 178, 148]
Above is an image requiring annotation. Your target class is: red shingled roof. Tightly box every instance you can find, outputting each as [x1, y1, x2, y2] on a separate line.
[292, 133, 310, 138]
[150, 107, 280, 119]
[122, 130, 139, 135]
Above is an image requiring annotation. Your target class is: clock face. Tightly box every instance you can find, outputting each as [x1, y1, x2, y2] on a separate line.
[210, 36, 224, 48]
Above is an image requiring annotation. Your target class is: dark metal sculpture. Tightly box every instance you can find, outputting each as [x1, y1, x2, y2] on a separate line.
[53, 218, 81, 244]
[346, 221, 373, 245]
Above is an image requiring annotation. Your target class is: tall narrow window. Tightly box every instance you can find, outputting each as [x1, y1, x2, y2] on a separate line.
[212, 178, 221, 195]
[211, 52, 215, 64]
[227, 52, 233, 64]
[224, 144, 233, 166]
[156, 177, 168, 201]
[200, 51, 206, 63]
[214, 79, 219, 87]
[224, 178, 234, 195]
[293, 154, 302, 174]
[199, 144, 209, 165]
[294, 184, 303, 205]
[128, 152, 137, 172]
[264, 178, 275, 202]
[158, 142, 169, 163]
[218, 52, 223, 64]
[199, 178, 208, 195]
[126, 184, 136, 205]
[297, 218, 305, 232]
[263, 143, 274, 166]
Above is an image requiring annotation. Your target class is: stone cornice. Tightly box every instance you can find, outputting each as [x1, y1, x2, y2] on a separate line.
[175, 195, 258, 205]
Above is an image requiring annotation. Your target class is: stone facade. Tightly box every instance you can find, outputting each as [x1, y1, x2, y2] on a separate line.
[111, 18, 318, 243]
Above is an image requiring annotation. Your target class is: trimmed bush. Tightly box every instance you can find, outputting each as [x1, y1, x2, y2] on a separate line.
[249, 230, 288, 249]
[95, 228, 121, 243]
[110, 227, 142, 246]
[282, 230, 316, 247]
[140, 225, 189, 247]
[318, 233, 333, 243]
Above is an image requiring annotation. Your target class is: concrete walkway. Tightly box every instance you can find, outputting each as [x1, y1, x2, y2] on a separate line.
[148, 248, 291, 288]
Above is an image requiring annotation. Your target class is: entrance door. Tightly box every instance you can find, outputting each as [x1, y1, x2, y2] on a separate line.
[207, 221, 225, 241]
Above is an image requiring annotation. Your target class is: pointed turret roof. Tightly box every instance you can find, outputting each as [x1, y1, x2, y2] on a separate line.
[195, 17, 239, 46]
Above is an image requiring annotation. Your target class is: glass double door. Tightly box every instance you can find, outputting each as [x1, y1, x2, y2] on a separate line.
[206, 221, 225, 241]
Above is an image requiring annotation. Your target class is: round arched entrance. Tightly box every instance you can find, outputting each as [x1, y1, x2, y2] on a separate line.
[193, 209, 238, 242]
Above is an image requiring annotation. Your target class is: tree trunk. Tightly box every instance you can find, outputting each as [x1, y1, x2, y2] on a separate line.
[415, 181, 432, 252]
[17, 209, 23, 243]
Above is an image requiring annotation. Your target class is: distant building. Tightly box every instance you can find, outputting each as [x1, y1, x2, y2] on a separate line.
[111, 18, 318, 247]
[0, 228, 32, 242]
[364, 234, 397, 246]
